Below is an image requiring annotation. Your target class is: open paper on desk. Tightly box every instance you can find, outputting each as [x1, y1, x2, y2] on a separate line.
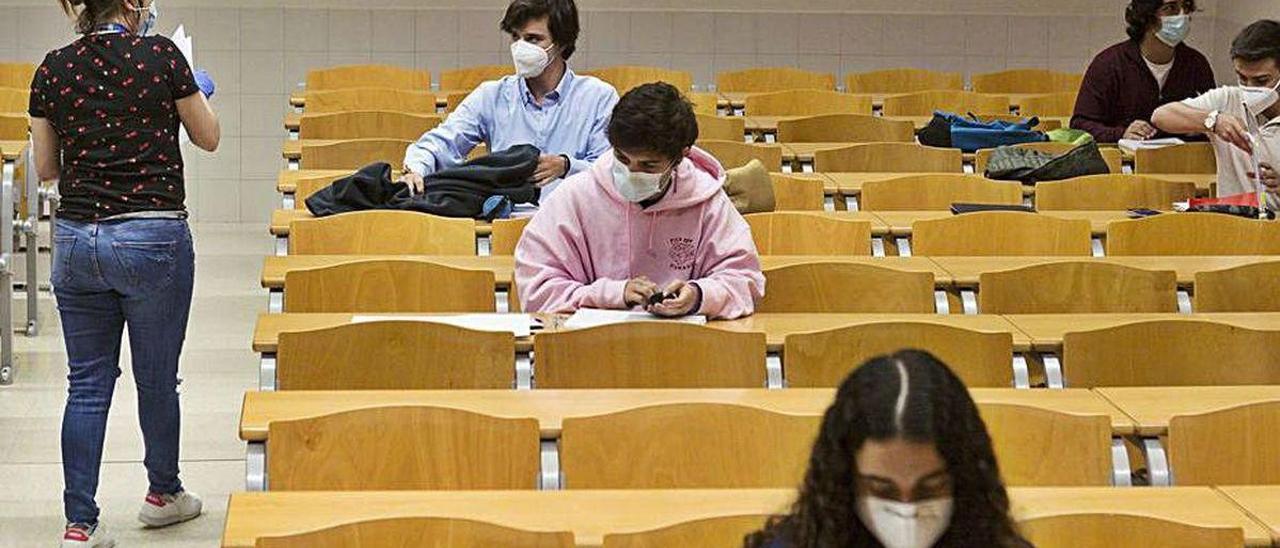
[1118, 137, 1185, 153]
[563, 308, 707, 330]
[350, 314, 534, 337]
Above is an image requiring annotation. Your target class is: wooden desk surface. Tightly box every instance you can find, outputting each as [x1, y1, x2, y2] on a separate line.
[1005, 313, 1280, 350]
[224, 486, 1264, 547]
[277, 169, 357, 193]
[260, 255, 948, 289]
[0, 140, 26, 161]
[1138, 172, 1218, 192]
[1218, 486, 1280, 545]
[238, 387, 1124, 441]
[283, 111, 452, 132]
[1096, 386, 1280, 436]
[282, 139, 341, 160]
[931, 256, 1272, 287]
[269, 209, 491, 237]
[872, 210, 1132, 237]
[817, 172, 992, 195]
[288, 90, 456, 109]
[223, 489, 794, 547]
[723, 91, 1048, 110]
[1011, 486, 1272, 546]
[252, 312, 1025, 354]
[261, 255, 515, 288]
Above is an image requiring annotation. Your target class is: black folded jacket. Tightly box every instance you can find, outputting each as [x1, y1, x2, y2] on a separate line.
[305, 144, 542, 219]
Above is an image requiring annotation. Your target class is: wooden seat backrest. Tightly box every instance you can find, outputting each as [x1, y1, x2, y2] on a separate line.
[911, 212, 1093, 256]
[587, 65, 692, 95]
[299, 111, 442, 140]
[971, 69, 1082, 94]
[277, 321, 514, 389]
[1061, 320, 1280, 386]
[560, 403, 819, 488]
[440, 65, 514, 92]
[696, 140, 783, 171]
[784, 322, 1013, 388]
[1018, 92, 1078, 117]
[491, 217, 532, 256]
[696, 114, 746, 142]
[979, 403, 1113, 486]
[1019, 513, 1244, 548]
[283, 260, 496, 313]
[845, 68, 963, 94]
[1033, 174, 1196, 210]
[305, 88, 436, 114]
[307, 65, 430, 91]
[1193, 261, 1280, 312]
[1106, 213, 1280, 255]
[601, 515, 771, 548]
[861, 174, 1023, 211]
[255, 517, 573, 548]
[813, 143, 963, 173]
[978, 262, 1178, 314]
[775, 114, 915, 143]
[1133, 143, 1217, 174]
[300, 138, 414, 170]
[716, 67, 835, 93]
[267, 406, 540, 490]
[533, 323, 767, 389]
[1168, 401, 1280, 485]
[769, 174, 826, 211]
[760, 262, 935, 313]
[744, 212, 872, 255]
[289, 211, 475, 255]
[881, 90, 1010, 116]
[744, 90, 872, 116]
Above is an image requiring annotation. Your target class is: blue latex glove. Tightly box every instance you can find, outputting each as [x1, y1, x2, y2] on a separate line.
[194, 69, 215, 98]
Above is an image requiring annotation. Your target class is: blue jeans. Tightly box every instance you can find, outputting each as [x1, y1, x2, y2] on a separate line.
[53, 218, 195, 525]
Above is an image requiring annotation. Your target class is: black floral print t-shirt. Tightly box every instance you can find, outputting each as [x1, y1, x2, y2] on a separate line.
[28, 33, 198, 221]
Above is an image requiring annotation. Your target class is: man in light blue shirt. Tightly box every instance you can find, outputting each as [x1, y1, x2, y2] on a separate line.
[400, 0, 618, 199]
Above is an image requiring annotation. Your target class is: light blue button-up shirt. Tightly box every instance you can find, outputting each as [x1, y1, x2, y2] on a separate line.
[403, 68, 619, 197]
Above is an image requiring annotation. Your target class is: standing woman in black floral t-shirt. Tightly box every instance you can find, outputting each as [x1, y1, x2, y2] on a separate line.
[28, 0, 218, 545]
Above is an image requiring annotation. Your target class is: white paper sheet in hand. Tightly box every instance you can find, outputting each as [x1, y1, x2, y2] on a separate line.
[563, 308, 708, 330]
[1118, 137, 1184, 152]
[172, 25, 194, 145]
[349, 314, 534, 337]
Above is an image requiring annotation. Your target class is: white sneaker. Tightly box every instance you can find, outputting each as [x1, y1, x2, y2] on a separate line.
[62, 522, 115, 548]
[137, 490, 203, 528]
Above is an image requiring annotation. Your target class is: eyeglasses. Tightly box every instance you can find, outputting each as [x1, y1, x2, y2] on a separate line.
[1157, 0, 1196, 16]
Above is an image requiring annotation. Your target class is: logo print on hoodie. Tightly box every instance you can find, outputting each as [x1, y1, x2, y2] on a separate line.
[668, 237, 695, 271]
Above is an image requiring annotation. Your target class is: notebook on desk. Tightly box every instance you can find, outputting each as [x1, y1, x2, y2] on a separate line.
[563, 308, 708, 330]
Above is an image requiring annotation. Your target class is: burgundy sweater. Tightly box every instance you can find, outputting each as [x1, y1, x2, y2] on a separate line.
[1071, 40, 1216, 143]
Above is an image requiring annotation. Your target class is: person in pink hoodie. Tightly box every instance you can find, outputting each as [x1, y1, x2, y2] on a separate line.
[515, 82, 764, 319]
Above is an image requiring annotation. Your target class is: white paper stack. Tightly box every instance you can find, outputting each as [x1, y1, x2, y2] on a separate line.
[1117, 137, 1184, 153]
[350, 314, 534, 337]
[563, 308, 708, 330]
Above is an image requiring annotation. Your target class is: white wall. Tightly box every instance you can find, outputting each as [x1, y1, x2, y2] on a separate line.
[0, 1, 1231, 222]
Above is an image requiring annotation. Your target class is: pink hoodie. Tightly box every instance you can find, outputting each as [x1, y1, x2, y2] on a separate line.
[515, 147, 765, 320]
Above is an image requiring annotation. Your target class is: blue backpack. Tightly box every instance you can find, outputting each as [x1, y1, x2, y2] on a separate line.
[917, 111, 1047, 153]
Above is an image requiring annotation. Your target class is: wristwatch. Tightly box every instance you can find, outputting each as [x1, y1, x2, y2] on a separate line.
[1204, 109, 1220, 132]
[559, 154, 571, 178]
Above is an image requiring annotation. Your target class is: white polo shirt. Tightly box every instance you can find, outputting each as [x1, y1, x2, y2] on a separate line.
[1182, 86, 1280, 208]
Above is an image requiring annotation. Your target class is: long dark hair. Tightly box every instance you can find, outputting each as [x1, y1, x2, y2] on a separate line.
[746, 350, 1028, 548]
[57, 0, 138, 34]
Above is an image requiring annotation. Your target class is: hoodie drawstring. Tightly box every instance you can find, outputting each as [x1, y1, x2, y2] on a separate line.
[647, 210, 657, 251]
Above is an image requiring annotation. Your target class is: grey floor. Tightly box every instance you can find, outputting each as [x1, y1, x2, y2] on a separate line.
[0, 224, 269, 547]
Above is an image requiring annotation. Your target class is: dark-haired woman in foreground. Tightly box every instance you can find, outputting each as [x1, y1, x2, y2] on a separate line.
[746, 350, 1031, 548]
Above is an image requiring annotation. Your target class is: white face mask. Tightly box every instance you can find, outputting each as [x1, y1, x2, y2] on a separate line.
[129, 0, 159, 36]
[611, 160, 672, 203]
[1241, 78, 1280, 114]
[857, 495, 954, 548]
[510, 40, 553, 79]
[1156, 14, 1190, 47]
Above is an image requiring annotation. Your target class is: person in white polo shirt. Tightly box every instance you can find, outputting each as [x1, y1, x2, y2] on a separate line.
[1153, 20, 1280, 208]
